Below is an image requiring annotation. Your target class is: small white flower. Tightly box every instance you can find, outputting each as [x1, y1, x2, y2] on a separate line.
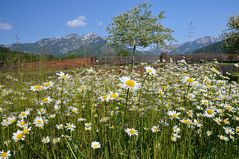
[100, 117, 110, 123]
[43, 81, 54, 90]
[167, 110, 180, 120]
[91, 141, 101, 149]
[56, 72, 71, 80]
[78, 118, 87, 122]
[182, 76, 196, 86]
[19, 110, 30, 119]
[52, 137, 61, 144]
[17, 120, 28, 128]
[6, 116, 16, 126]
[56, 124, 64, 130]
[30, 85, 44, 92]
[33, 117, 45, 128]
[99, 95, 110, 102]
[218, 135, 229, 141]
[41, 136, 50, 144]
[65, 123, 76, 131]
[173, 125, 180, 134]
[71, 107, 79, 114]
[125, 128, 139, 137]
[223, 127, 235, 135]
[151, 126, 160, 133]
[108, 92, 119, 100]
[145, 66, 156, 76]
[206, 130, 213, 136]
[41, 96, 53, 105]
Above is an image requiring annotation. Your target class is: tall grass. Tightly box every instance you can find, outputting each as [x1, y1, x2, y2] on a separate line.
[0, 61, 239, 159]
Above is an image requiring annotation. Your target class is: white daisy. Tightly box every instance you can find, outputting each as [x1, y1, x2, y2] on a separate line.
[91, 141, 101, 149]
[120, 76, 140, 90]
[145, 66, 156, 76]
[125, 128, 139, 137]
[12, 130, 25, 142]
[0, 150, 11, 159]
[33, 117, 45, 128]
[204, 108, 216, 118]
[56, 72, 71, 80]
[151, 126, 160, 133]
[167, 110, 180, 120]
[30, 85, 44, 92]
[65, 123, 76, 131]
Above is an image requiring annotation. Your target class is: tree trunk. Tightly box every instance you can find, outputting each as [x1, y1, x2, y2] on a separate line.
[132, 46, 136, 71]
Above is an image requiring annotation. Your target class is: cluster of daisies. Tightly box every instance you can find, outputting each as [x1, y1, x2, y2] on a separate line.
[0, 61, 238, 158]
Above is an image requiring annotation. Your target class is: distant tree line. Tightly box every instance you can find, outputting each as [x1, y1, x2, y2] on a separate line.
[0, 47, 57, 69]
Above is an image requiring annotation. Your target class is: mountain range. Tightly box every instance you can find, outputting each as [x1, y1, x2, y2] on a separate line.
[5, 33, 108, 57]
[151, 35, 225, 54]
[1, 33, 225, 57]
[171, 35, 225, 54]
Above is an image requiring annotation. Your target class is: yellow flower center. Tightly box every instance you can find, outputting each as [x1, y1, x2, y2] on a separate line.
[62, 75, 67, 79]
[42, 98, 49, 103]
[171, 114, 178, 118]
[148, 69, 153, 73]
[186, 78, 194, 83]
[103, 95, 107, 100]
[1, 152, 7, 158]
[125, 80, 135, 87]
[207, 109, 214, 115]
[36, 120, 42, 124]
[35, 85, 41, 89]
[10, 119, 16, 123]
[20, 121, 25, 126]
[111, 93, 118, 99]
[183, 119, 192, 125]
[236, 127, 239, 134]
[35, 85, 43, 91]
[21, 112, 26, 116]
[16, 133, 23, 139]
[44, 82, 50, 87]
[129, 129, 136, 135]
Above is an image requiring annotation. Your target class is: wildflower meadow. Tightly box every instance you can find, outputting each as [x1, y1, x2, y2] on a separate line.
[0, 60, 239, 159]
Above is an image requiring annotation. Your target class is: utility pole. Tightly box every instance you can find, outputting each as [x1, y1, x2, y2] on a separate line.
[187, 21, 194, 41]
[15, 34, 20, 51]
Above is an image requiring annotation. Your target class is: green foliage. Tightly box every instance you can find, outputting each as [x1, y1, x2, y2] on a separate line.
[224, 15, 239, 54]
[0, 47, 57, 69]
[106, 3, 174, 49]
[117, 48, 131, 57]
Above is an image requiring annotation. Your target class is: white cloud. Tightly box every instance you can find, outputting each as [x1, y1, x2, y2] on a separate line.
[66, 16, 87, 28]
[0, 22, 13, 30]
[97, 21, 103, 26]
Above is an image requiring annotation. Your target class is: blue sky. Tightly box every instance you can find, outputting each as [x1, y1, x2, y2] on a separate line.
[0, 0, 238, 45]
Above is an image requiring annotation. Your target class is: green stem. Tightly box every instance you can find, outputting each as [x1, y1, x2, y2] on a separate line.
[125, 88, 130, 114]
[138, 73, 148, 106]
[64, 138, 78, 159]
